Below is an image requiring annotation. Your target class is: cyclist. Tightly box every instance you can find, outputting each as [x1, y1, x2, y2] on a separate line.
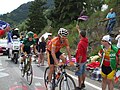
[19, 31, 37, 69]
[47, 28, 73, 90]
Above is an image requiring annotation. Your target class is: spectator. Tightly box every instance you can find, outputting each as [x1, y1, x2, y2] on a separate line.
[75, 25, 88, 90]
[98, 35, 120, 90]
[46, 33, 52, 48]
[37, 37, 46, 66]
[102, 8, 116, 34]
[115, 30, 120, 49]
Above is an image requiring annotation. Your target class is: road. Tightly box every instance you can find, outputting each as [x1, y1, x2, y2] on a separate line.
[0, 55, 119, 90]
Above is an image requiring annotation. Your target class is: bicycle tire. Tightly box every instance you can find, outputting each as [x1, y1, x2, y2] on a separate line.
[21, 62, 26, 77]
[26, 65, 33, 85]
[59, 74, 76, 90]
[44, 67, 49, 88]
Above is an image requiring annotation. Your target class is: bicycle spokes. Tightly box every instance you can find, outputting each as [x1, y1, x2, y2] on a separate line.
[26, 65, 33, 85]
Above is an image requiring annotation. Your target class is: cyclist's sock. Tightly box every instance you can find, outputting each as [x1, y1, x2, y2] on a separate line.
[47, 82, 52, 90]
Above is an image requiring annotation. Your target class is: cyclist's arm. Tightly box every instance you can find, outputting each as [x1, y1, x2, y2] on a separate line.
[65, 39, 72, 62]
[21, 44, 24, 53]
[51, 45, 59, 65]
[33, 44, 38, 54]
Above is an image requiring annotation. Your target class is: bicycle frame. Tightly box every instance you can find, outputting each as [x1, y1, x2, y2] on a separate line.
[52, 64, 68, 88]
[21, 53, 33, 85]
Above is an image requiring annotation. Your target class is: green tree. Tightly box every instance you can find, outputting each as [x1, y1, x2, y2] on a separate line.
[26, 0, 47, 34]
[47, 0, 103, 27]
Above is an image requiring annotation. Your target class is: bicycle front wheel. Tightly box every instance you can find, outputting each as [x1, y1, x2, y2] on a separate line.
[26, 65, 33, 85]
[44, 67, 49, 88]
[59, 74, 76, 90]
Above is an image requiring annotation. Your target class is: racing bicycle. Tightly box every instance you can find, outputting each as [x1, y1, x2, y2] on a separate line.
[44, 63, 76, 90]
[21, 53, 33, 85]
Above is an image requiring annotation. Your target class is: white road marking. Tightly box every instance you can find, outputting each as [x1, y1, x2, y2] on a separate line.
[0, 59, 2, 66]
[0, 68, 5, 71]
[35, 82, 42, 86]
[34, 76, 44, 80]
[0, 72, 9, 78]
[0, 60, 9, 78]
[67, 73, 102, 90]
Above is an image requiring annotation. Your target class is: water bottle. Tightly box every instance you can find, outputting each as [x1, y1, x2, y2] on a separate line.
[56, 67, 61, 80]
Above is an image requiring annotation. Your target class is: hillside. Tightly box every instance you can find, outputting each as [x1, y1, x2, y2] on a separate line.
[0, 0, 54, 27]
[0, 2, 32, 27]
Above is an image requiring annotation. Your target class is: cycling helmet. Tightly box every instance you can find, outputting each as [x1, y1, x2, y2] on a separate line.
[58, 28, 69, 37]
[27, 31, 34, 38]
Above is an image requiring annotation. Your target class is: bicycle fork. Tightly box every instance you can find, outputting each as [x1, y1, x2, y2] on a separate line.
[63, 74, 69, 90]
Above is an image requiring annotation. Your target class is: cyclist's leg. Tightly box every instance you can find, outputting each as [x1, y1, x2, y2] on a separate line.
[55, 51, 66, 63]
[59, 54, 66, 63]
[47, 50, 55, 88]
[20, 47, 30, 69]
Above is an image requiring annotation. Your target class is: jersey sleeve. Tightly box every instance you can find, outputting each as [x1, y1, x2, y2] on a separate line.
[23, 38, 27, 44]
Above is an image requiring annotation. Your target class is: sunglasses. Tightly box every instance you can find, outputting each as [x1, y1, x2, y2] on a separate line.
[101, 40, 107, 42]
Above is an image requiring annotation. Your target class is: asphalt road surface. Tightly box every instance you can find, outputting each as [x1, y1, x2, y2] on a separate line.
[0, 56, 119, 90]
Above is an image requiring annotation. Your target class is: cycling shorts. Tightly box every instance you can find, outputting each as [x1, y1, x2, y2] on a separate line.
[101, 65, 115, 79]
[23, 46, 31, 54]
[47, 50, 62, 65]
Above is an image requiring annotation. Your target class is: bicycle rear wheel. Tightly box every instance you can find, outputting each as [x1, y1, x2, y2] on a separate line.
[44, 67, 49, 88]
[21, 63, 25, 77]
[26, 65, 33, 85]
[59, 74, 76, 90]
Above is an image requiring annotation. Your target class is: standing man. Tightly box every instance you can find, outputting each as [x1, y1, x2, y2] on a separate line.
[102, 8, 116, 34]
[75, 25, 88, 90]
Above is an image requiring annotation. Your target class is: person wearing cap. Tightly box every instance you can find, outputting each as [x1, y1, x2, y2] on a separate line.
[98, 35, 120, 90]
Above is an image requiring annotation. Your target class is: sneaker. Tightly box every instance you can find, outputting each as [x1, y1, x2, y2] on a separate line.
[75, 87, 81, 90]
[19, 64, 23, 70]
[37, 64, 40, 67]
[47, 82, 52, 90]
[81, 83, 85, 89]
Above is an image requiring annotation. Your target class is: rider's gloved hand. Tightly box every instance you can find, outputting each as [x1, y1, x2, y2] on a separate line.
[68, 61, 74, 66]
[75, 63, 80, 67]
[58, 62, 64, 66]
